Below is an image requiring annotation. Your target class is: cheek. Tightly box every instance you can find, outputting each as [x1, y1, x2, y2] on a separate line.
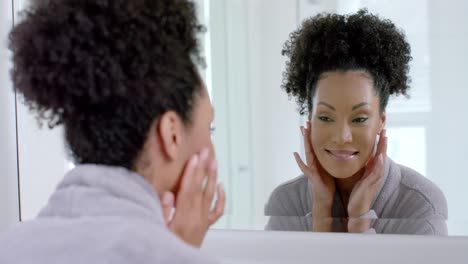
[204, 133, 215, 159]
[310, 123, 327, 149]
[191, 128, 215, 156]
[355, 129, 379, 154]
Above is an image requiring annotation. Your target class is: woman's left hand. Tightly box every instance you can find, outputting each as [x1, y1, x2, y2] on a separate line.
[347, 130, 387, 224]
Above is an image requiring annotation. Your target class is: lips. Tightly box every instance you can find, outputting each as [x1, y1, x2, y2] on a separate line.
[326, 149, 359, 160]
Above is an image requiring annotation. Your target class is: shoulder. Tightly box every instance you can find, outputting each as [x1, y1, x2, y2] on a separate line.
[267, 175, 309, 204]
[265, 175, 310, 216]
[393, 163, 447, 219]
[0, 217, 217, 264]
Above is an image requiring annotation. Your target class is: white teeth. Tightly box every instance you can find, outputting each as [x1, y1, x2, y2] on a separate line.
[336, 154, 351, 157]
[326, 150, 358, 158]
[334, 154, 353, 157]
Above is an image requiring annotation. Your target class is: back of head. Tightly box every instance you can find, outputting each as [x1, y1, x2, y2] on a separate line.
[9, 0, 204, 169]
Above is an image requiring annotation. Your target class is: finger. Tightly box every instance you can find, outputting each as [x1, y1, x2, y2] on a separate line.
[299, 126, 312, 166]
[203, 159, 218, 206]
[179, 154, 200, 196]
[195, 148, 211, 188]
[365, 153, 377, 173]
[182, 149, 209, 209]
[306, 122, 316, 162]
[364, 152, 379, 177]
[294, 152, 311, 175]
[370, 134, 387, 171]
[369, 154, 385, 186]
[302, 126, 314, 166]
[367, 130, 385, 168]
[382, 134, 388, 158]
[161, 191, 175, 224]
[209, 183, 226, 225]
[375, 129, 386, 157]
[170, 153, 204, 230]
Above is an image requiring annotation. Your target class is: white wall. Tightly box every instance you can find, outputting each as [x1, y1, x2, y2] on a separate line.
[209, 0, 301, 229]
[426, 0, 468, 235]
[16, 103, 69, 220]
[246, 0, 302, 229]
[0, 0, 20, 232]
[6, 0, 71, 221]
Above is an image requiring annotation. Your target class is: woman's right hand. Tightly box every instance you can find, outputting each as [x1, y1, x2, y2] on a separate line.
[294, 120, 336, 231]
[160, 149, 226, 248]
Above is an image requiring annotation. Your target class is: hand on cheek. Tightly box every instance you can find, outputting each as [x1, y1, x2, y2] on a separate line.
[347, 129, 387, 230]
[160, 148, 226, 247]
[294, 120, 336, 231]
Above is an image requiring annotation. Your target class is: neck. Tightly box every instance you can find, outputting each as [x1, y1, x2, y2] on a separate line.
[135, 154, 168, 196]
[335, 168, 365, 203]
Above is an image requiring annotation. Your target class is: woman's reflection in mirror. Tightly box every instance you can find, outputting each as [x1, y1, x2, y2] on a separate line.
[265, 9, 447, 235]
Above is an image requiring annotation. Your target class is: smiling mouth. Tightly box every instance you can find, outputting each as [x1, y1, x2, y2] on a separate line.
[326, 150, 359, 160]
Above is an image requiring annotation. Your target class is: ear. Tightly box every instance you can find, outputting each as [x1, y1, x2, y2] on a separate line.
[157, 111, 184, 161]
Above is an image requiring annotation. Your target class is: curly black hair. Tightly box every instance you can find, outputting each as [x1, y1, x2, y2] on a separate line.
[9, 0, 205, 169]
[282, 9, 412, 115]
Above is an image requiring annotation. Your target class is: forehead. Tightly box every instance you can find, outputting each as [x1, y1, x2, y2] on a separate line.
[313, 70, 379, 107]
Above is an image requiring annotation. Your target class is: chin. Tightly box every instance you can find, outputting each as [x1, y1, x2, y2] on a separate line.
[328, 170, 355, 179]
[322, 161, 362, 179]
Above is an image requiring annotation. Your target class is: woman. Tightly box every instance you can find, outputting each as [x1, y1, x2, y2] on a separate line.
[265, 9, 447, 235]
[0, 0, 225, 263]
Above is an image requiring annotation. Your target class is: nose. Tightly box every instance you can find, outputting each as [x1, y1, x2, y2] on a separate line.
[332, 122, 352, 145]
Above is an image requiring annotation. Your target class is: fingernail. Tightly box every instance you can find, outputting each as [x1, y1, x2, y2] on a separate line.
[200, 148, 210, 161]
[210, 160, 218, 171]
[162, 193, 173, 205]
[191, 154, 199, 166]
[219, 183, 224, 192]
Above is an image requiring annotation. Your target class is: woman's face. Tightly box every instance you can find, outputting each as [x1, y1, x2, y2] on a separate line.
[310, 70, 385, 179]
[167, 86, 215, 194]
[183, 87, 215, 160]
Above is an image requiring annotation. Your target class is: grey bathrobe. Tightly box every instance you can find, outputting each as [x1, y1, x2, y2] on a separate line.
[265, 158, 448, 235]
[0, 165, 218, 264]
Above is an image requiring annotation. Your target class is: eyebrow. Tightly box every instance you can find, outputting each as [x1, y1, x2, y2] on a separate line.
[317, 102, 335, 111]
[317, 101, 369, 111]
[351, 102, 369, 111]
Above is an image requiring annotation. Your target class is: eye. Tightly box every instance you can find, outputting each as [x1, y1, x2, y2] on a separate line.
[318, 116, 333, 122]
[352, 117, 368, 123]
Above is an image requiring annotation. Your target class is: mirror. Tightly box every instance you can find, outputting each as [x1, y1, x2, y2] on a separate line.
[5, 0, 468, 236]
[207, 0, 468, 235]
